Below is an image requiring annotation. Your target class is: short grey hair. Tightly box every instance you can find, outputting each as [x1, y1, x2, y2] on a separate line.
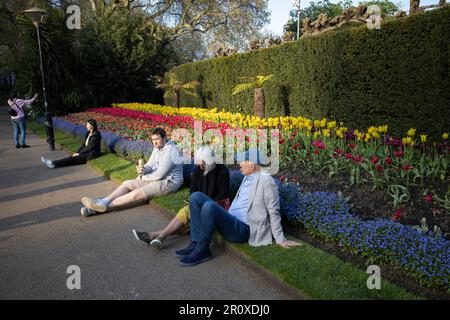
[194, 145, 216, 165]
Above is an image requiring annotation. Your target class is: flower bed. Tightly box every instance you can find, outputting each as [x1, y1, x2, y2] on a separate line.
[224, 171, 450, 290]
[93, 105, 450, 223]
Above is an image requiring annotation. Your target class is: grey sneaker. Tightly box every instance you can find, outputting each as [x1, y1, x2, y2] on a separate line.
[80, 207, 97, 217]
[82, 197, 108, 213]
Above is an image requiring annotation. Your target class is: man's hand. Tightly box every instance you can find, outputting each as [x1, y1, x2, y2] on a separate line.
[72, 153, 79, 157]
[278, 240, 302, 248]
[136, 165, 144, 175]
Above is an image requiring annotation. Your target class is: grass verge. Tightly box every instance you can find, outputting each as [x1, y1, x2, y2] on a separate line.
[28, 121, 422, 300]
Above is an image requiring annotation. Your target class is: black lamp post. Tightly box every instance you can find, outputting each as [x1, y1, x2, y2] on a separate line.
[23, 7, 55, 151]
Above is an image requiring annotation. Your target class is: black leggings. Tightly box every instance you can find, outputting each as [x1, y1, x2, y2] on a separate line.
[53, 155, 87, 167]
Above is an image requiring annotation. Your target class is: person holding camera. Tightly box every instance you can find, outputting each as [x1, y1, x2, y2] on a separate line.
[7, 91, 38, 148]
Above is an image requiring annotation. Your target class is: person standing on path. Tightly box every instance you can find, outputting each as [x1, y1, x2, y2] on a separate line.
[7, 91, 38, 148]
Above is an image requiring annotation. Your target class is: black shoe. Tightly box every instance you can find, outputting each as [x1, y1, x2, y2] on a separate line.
[179, 248, 212, 267]
[15, 144, 20, 148]
[174, 241, 196, 258]
[132, 229, 151, 245]
[21, 144, 30, 148]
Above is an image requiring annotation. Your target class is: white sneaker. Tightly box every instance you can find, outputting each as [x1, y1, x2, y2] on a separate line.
[44, 159, 55, 169]
[81, 197, 108, 213]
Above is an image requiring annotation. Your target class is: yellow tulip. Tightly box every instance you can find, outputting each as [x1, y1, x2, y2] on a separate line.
[407, 128, 416, 137]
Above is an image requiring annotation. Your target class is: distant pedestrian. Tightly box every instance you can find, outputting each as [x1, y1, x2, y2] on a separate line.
[7, 91, 38, 148]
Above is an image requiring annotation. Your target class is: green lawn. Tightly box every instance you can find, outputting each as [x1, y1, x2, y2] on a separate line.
[28, 121, 423, 300]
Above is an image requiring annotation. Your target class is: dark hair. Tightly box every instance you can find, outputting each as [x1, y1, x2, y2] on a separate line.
[8, 91, 17, 100]
[151, 127, 167, 139]
[87, 119, 98, 132]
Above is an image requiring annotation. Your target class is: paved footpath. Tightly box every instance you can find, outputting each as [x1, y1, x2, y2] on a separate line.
[0, 107, 293, 300]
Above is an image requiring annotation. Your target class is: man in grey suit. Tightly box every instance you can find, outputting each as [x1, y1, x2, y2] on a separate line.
[176, 149, 301, 267]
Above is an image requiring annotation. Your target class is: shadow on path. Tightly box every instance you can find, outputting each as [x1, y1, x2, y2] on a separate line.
[0, 201, 81, 232]
[0, 176, 107, 202]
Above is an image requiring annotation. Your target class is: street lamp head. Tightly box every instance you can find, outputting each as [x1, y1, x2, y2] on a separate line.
[23, 7, 47, 27]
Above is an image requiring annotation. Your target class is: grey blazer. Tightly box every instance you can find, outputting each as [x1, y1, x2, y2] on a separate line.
[235, 169, 286, 247]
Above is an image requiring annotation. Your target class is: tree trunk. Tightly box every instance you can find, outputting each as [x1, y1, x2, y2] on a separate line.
[254, 88, 265, 118]
[175, 91, 180, 108]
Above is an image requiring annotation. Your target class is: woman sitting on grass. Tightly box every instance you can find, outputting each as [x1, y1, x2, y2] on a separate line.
[41, 119, 102, 169]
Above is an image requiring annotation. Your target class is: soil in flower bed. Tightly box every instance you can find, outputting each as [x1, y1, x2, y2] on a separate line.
[282, 221, 450, 299]
[279, 168, 450, 239]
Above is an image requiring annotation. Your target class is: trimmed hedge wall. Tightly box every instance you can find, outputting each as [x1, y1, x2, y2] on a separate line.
[167, 7, 450, 139]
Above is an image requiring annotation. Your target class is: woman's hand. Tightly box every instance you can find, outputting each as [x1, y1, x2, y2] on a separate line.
[278, 240, 302, 248]
[72, 153, 79, 157]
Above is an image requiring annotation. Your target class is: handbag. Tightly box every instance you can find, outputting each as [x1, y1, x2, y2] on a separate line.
[8, 99, 25, 118]
[7, 107, 17, 117]
[216, 198, 231, 211]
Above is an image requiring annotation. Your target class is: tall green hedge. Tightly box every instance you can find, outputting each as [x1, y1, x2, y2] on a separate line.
[167, 7, 450, 139]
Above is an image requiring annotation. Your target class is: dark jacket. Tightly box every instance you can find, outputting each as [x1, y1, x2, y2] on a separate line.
[77, 131, 102, 160]
[190, 164, 230, 201]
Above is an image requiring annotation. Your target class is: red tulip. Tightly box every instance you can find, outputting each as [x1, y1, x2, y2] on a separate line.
[370, 156, 379, 164]
[391, 208, 403, 221]
[385, 157, 393, 165]
[352, 155, 364, 163]
[424, 194, 433, 203]
[312, 140, 326, 149]
[401, 164, 413, 171]
[393, 150, 404, 158]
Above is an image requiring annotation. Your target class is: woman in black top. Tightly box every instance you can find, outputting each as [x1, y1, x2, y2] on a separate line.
[41, 119, 102, 168]
[132, 145, 230, 249]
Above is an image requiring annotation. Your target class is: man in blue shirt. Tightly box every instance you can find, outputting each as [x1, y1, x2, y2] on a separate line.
[176, 149, 301, 267]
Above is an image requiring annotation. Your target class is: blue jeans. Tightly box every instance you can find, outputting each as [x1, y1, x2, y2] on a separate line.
[11, 117, 26, 145]
[189, 191, 250, 252]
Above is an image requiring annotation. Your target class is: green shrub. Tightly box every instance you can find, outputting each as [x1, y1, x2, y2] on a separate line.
[167, 7, 450, 140]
